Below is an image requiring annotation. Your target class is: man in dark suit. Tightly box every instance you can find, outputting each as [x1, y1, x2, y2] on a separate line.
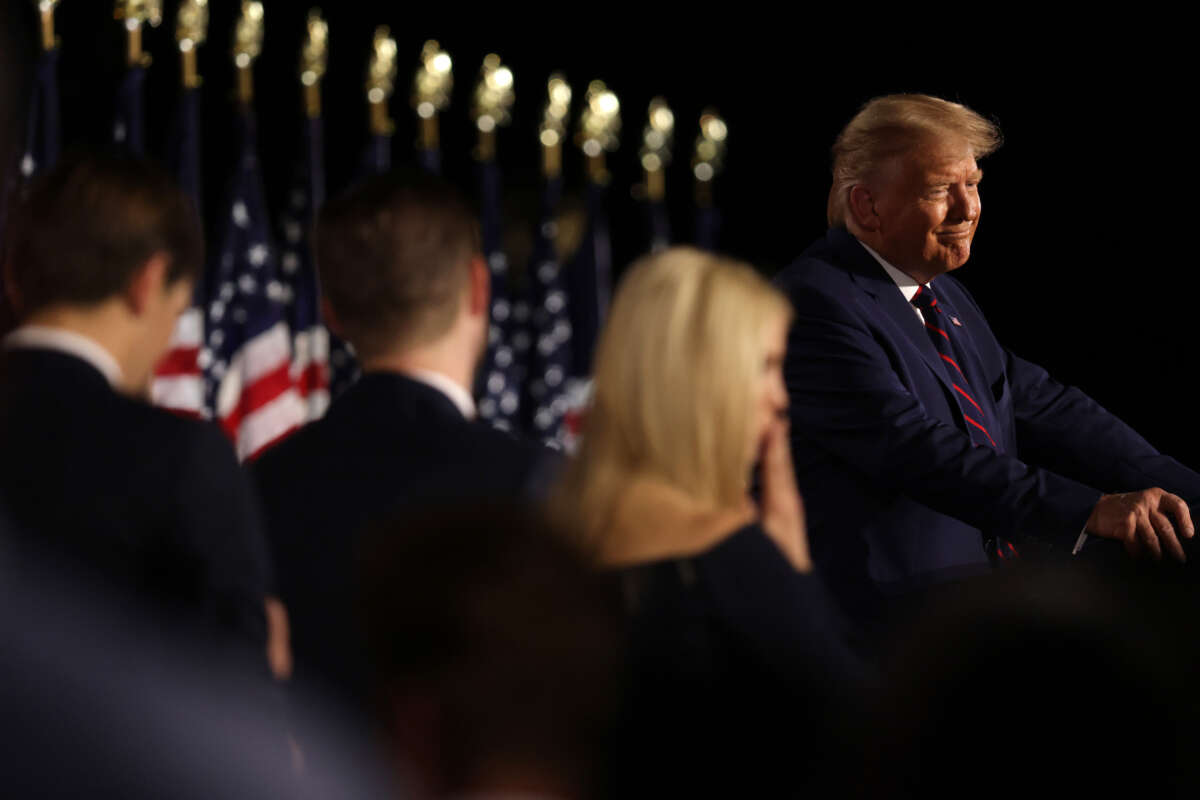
[776, 94, 1200, 635]
[0, 151, 277, 654]
[251, 171, 556, 706]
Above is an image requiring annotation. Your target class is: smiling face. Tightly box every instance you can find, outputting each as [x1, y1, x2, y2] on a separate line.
[864, 135, 983, 284]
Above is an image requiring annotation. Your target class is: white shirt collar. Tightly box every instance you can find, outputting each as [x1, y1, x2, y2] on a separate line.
[404, 368, 477, 420]
[3, 325, 124, 388]
[857, 239, 926, 302]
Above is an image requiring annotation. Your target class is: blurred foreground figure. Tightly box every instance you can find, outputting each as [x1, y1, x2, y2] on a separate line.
[868, 563, 1200, 798]
[358, 503, 621, 799]
[0, 151, 276, 655]
[252, 171, 559, 715]
[556, 247, 868, 795]
[777, 94, 1200, 641]
[0, 507, 388, 799]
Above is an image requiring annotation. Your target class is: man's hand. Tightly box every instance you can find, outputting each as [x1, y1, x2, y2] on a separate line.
[1085, 489, 1195, 562]
[758, 417, 813, 573]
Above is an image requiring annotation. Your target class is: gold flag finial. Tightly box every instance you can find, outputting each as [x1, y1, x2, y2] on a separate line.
[640, 96, 674, 201]
[232, 1, 264, 105]
[413, 39, 452, 152]
[472, 53, 514, 161]
[115, 0, 163, 67]
[301, 10, 329, 117]
[175, 0, 208, 89]
[693, 109, 728, 206]
[539, 73, 572, 178]
[366, 25, 397, 134]
[578, 80, 620, 183]
[36, 0, 62, 52]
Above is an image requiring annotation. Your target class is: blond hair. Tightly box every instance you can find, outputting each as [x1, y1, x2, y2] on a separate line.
[556, 247, 792, 550]
[827, 94, 1002, 227]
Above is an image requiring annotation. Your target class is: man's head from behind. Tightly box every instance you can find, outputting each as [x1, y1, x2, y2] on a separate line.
[4, 149, 202, 392]
[828, 94, 1001, 284]
[315, 171, 487, 376]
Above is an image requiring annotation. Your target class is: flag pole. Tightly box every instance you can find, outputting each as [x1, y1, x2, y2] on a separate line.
[233, 1, 263, 108]
[578, 80, 619, 186]
[37, 0, 61, 52]
[366, 26, 397, 136]
[114, 0, 162, 68]
[301, 10, 328, 121]
[640, 97, 674, 252]
[693, 109, 727, 250]
[412, 40, 452, 173]
[177, 0, 207, 91]
[472, 53, 513, 164]
[540, 74, 570, 180]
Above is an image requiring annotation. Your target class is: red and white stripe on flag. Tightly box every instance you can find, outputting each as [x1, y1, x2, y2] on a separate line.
[292, 324, 331, 422]
[151, 307, 207, 418]
[216, 320, 307, 461]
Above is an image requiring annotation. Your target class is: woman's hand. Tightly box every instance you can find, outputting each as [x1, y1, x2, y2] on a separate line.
[758, 417, 812, 573]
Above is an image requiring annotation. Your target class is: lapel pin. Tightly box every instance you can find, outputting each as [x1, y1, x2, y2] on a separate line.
[950, 316, 963, 327]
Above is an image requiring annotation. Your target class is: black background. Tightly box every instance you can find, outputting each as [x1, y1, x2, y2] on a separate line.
[7, 3, 1196, 470]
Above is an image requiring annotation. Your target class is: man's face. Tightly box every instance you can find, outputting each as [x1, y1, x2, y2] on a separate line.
[868, 135, 982, 283]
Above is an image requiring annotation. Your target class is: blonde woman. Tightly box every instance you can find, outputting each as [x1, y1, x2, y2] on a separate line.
[556, 247, 865, 795]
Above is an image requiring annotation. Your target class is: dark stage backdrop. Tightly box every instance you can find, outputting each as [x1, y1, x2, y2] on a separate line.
[9, 3, 1196, 470]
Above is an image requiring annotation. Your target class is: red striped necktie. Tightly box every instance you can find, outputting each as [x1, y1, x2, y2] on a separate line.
[911, 285, 997, 450]
[911, 284, 1019, 563]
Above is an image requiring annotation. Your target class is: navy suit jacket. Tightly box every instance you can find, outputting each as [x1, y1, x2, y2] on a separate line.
[251, 371, 561, 706]
[0, 348, 272, 643]
[776, 227, 1200, 628]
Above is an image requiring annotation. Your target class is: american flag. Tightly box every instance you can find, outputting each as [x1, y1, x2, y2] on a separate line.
[151, 85, 207, 418]
[525, 175, 573, 448]
[561, 179, 612, 451]
[475, 158, 526, 431]
[277, 113, 330, 421]
[203, 110, 306, 460]
[111, 65, 146, 155]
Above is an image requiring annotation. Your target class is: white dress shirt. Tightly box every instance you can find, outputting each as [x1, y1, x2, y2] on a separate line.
[3, 325, 124, 388]
[858, 240, 928, 322]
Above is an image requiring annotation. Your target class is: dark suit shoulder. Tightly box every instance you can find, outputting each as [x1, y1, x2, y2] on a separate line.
[0, 351, 268, 638]
[776, 249, 858, 294]
[252, 372, 561, 508]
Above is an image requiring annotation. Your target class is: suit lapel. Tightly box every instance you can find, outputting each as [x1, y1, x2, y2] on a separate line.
[828, 228, 957, 399]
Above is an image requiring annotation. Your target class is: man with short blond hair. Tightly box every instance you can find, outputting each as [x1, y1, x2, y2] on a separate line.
[777, 94, 1200, 636]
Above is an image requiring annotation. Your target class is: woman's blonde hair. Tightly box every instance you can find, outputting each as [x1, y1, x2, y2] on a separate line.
[557, 247, 792, 546]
